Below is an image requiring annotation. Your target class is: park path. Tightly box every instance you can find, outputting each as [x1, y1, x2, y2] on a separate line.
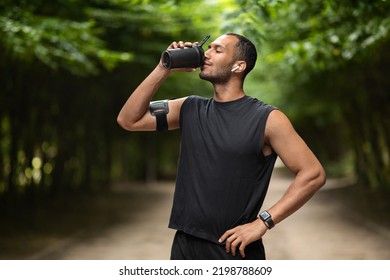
[29, 164, 390, 260]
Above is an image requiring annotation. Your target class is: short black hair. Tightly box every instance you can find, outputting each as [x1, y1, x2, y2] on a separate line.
[226, 33, 257, 78]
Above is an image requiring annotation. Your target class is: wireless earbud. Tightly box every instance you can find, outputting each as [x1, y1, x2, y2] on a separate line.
[231, 66, 240, 72]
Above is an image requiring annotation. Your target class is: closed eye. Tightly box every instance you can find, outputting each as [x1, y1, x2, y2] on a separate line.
[208, 44, 225, 53]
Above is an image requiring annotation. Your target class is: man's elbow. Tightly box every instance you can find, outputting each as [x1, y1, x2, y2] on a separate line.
[311, 166, 327, 190]
[117, 114, 134, 131]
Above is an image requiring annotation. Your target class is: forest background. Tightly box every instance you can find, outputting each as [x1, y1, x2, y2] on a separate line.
[0, 0, 389, 258]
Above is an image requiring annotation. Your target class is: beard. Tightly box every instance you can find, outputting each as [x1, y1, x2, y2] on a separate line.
[199, 64, 232, 85]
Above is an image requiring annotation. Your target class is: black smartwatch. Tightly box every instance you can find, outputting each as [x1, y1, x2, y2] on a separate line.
[259, 210, 275, 229]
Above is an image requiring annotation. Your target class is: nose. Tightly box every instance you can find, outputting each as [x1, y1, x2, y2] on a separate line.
[204, 49, 211, 60]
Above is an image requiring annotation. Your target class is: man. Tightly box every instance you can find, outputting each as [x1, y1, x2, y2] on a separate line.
[117, 33, 326, 260]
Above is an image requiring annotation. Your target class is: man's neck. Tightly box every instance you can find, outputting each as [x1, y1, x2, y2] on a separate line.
[212, 81, 245, 102]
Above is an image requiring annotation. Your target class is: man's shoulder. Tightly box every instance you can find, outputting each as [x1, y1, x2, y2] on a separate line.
[246, 96, 278, 113]
[182, 95, 210, 106]
[187, 95, 210, 102]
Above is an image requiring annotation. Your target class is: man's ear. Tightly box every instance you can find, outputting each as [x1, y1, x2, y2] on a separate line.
[231, 61, 246, 73]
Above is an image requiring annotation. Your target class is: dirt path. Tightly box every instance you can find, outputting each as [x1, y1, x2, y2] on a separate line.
[29, 168, 390, 260]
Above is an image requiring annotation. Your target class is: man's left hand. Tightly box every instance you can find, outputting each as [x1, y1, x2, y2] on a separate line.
[218, 219, 268, 258]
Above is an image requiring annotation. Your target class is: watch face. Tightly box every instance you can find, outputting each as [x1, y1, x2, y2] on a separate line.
[260, 211, 271, 220]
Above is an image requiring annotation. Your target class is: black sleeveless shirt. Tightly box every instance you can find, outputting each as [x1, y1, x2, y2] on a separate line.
[168, 95, 277, 244]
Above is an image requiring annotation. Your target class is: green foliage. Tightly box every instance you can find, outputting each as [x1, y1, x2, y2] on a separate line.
[0, 0, 132, 75]
[262, 0, 390, 73]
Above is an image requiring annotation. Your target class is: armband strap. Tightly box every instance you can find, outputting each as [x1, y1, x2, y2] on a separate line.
[149, 100, 169, 132]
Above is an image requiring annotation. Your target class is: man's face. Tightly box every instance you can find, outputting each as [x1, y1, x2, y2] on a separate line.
[199, 35, 238, 84]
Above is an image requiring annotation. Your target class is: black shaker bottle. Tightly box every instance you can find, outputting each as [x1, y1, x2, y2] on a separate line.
[161, 35, 211, 69]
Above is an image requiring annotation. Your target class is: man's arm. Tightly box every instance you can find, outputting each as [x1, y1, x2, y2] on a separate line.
[117, 41, 196, 131]
[219, 110, 326, 258]
[264, 110, 326, 224]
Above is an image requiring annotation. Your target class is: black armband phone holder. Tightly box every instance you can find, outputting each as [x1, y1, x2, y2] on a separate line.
[149, 100, 169, 132]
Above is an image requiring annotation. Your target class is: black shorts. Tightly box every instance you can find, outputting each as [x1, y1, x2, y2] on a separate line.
[170, 231, 266, 260]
